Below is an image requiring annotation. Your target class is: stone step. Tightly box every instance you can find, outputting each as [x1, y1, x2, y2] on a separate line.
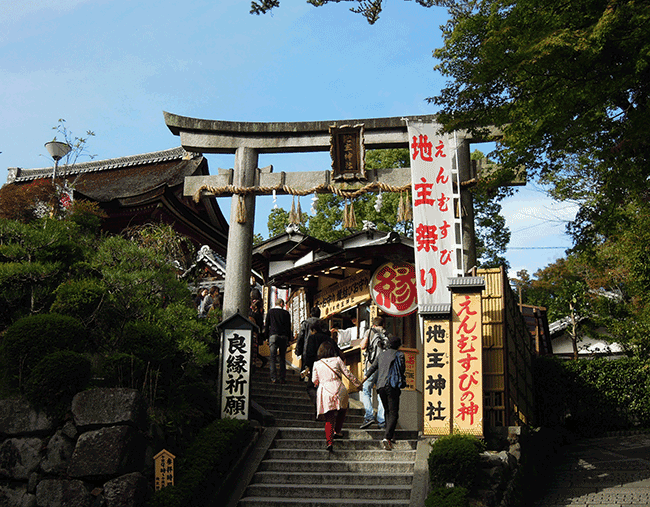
[251, 471, 413, 486]
[238, 497, 410, 507]
[271, 439, 417, 451]
[243, 483, 412, 500]
[258, 458, 415, 474]
[276, 428, 418, 441]
[265, 448, 416, 462]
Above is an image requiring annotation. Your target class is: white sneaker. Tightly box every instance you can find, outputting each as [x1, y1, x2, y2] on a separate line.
[382, 439, 392, 451]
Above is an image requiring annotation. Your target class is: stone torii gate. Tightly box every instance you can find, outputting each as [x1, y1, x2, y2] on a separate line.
[164, 112, 488, 321]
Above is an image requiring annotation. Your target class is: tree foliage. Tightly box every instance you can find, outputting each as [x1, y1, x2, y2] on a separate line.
[250, 0, 446, 25]
[432, 0, 650, 250]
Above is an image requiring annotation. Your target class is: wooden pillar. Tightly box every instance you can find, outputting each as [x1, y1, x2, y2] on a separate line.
[457, 138, 477, 272]
[222, 147, 257, 321]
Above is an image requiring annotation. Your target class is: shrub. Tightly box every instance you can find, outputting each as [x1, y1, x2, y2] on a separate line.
[533, 356, 650, 436]
[50, 278, 106, 325]
[98, 353, 147, 388]
[428, 433, 486, 492]
[146, 418, 253, 507]
[425, 486, 469, 507]
[0, 313, 89, 388]
[121, 321, 177, 368]
[24, 350, 92, 414]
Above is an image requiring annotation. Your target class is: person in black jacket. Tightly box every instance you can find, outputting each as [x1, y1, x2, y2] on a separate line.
[362, 335, 406, 451]
[264, 298, 292, 383]
[302, 319, 341, 404]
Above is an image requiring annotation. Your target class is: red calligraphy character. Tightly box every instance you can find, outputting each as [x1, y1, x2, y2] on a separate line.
[436, 166, 449, 184]
[415, 223, 439, 252]
[440, 249, 453, 265]
[457, 400, 480, 425]
[460, 391, 475, 402]
[413, 177, 435, 207]
[437, 193, 450, 212]
[434, 140, 446, 158]
[457, 352, 478, 373]
[457, 315, 478, 335]
[458, 295, 478, 316]
[420, 268, 437, 295]
[411, 135, 433, 162]
[458, 372, 479, 392]
[457, 334, 476, 354]
[439, 220, 451, 239]
[374, 264, 416, 312]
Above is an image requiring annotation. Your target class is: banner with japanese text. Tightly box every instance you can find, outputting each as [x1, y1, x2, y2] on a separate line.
[408, 122, 462, 308]
[220, 327, 252, 420]
[451, 293, 483, 436]
[422, 318, 452, 435]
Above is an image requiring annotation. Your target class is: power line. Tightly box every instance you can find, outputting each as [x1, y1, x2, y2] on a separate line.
[507, 246, 569, 250]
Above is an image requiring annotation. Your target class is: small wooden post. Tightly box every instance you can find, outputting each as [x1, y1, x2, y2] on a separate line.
[154, 450, 176, 491]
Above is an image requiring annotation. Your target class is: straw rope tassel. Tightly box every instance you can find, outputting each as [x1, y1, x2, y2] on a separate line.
[349, 201, 357, 229]
[289, 196, 297, 224]
[236, 195, 247, 224]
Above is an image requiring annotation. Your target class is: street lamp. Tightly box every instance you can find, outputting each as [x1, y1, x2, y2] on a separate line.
[45, 141, 71, 182]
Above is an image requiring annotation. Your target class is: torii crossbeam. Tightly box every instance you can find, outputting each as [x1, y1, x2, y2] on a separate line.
[164, 112, 498, 320]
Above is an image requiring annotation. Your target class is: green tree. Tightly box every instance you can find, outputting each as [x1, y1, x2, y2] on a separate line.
[432, 0, 649, 250]
[250, 0, 443, 25]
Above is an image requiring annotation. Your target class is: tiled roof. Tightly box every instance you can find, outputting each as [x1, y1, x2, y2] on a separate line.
[7, 147, 199, 184]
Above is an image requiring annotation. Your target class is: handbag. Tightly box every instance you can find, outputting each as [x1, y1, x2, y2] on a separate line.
[258, 340, 270, 357]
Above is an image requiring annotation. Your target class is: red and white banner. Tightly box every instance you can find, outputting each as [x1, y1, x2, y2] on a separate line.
[408, 122, 463, 308]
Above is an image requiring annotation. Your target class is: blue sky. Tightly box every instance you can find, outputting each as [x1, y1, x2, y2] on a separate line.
[0, 0, 575, 276]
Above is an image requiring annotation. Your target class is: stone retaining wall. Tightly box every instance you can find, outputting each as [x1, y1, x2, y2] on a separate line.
[0, 389, 150, 507]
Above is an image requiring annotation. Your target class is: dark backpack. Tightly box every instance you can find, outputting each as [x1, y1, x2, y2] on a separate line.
[365, 327, 388, 367]
[388, 352, 407, 389]
[296, 317, 316, 357]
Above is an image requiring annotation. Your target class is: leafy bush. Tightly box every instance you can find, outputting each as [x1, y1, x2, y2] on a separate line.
[534, 356, 650, 436]
[24, 350, 92, 413]
[98, 353, 147, 388]
[0, 313, 89, 388]
[146, 418, 253, 507]
[121, 321, 177, 368]
[425, 486, 469, 507]
[428, 434, 486, 492]
[50, 278, 106, 324]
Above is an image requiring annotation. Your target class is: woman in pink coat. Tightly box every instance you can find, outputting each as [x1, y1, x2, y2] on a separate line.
[312, 340, 362, 451]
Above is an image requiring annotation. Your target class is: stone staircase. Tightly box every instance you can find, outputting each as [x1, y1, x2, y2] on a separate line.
[233, 364, 422, 507]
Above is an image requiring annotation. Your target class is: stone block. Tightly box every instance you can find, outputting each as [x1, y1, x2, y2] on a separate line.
[0, 399, 54, 437]
[0, 484, 36, 507]
[41, 430, 75, 475]
[35, 479, 91, 507]
[0, 438, 43, 480]
[68, 426, 145, 479]
[103, 472, 148, 507]
[71, 389, 146, 431]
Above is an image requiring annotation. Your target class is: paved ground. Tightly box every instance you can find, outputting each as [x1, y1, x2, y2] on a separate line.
[534, 432, 650, 506]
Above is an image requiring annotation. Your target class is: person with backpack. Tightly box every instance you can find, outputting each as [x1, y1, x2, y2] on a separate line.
[296, 306, 321, 373]
[359, 316, 387, 429]
[362, 335, 406, 450]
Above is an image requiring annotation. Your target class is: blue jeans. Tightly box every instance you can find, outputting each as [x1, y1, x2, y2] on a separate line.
[361, 370, 385, 424]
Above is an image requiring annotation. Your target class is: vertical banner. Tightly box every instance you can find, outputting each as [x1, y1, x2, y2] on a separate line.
[451, 293, 483, 436]
[408, 122, 462, 308]
[402, 349, 418, 391]
[422, 318, 452, 435]
[220, 327, 252, 419]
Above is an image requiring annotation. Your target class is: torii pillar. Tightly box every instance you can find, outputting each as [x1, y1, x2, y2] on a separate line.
[163, 112, 496, 320]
